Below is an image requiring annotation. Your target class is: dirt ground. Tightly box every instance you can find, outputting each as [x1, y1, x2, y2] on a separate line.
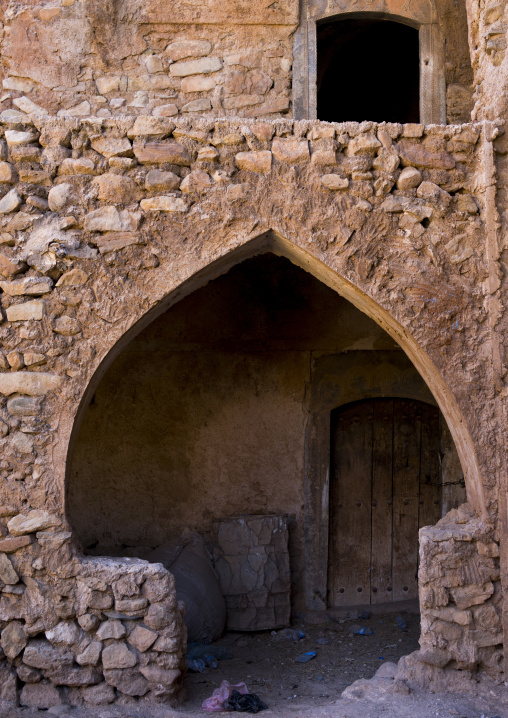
[0, 610, 507, 718]
[182, 609, 421, 709]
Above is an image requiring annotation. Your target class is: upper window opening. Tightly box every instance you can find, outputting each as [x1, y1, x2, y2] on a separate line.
[317, 18, 420, 123]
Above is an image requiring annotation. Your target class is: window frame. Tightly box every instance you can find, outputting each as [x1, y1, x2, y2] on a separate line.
[293, 1, 446, 125]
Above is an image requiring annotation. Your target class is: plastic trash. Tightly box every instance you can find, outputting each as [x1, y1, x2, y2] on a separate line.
[187, 644, 233, 661]
[395, 616, 407, 631]
[359, 610, 371, 620]
[349, 624, 374, 636]
[202, 681, 249, 712]
[223, 690, 268, 713]
[271, 628, 305, 642]
[295, 651, 317, 663]
[187, 658, 206, 673]
[205, 654, 219, 669]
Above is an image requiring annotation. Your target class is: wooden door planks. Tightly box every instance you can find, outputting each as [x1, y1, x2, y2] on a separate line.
[419, 402, 442, 530]
[392, 399, 421, 601]
[371, 399, 394, 604]
[329, 402, 373, 606]
[329, 398, 442, 607]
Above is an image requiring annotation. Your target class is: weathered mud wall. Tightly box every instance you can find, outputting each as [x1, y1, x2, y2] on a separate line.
[0, 112, 501, 703]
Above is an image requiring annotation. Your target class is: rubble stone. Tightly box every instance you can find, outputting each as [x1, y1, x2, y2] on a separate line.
[90, 137, 132, 159]
[0, 553, 19, 584]
[20, 682, 62, 709]
[84, 206, 140, 232]
[140, 196, 188, 212]
[145, 170, 180, 191]
[102, 642, 137, 669]
[23, 640, 74, 670]
[1, 620, 26, 659]
[96, 619, 126, 640]
[56, 268, 88, 287]
[165, 40, 212, 61]
[0, 535, 32, 552]
[134, 141, 190, 165]
[0, 276, 53, 296]
[6, 300, 45, 321]
[235, 150, 272, 173]
[8, 510, 60, 535]
[48, 183, 74, 212]
[180, 170, 212, 193]
[0, 372, 62, 396]
[92, 173, 142, 204]
[0, 188, 21, 213]
[53, 316, 82, 336]
[321, 174, 349, 190]
[82, 682, 116, 705]
[170, 58, 222, 77]
[0, 254, 25, 278]
[103, 667, 149, 696]
[272, 139, 309, 164]
[127, 626, 158, 652]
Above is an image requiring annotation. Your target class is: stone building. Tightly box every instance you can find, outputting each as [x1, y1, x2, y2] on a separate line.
[0, 0, 506, 709]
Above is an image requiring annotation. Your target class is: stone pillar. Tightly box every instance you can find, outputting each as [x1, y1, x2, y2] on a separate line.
[213, 515, 291, 631]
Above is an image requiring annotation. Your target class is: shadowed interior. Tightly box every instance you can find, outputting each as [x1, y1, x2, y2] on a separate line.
[68, 253, 464, 612]
[317, 18, 420, 123]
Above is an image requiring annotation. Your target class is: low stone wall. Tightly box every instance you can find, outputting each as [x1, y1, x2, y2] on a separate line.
[0, 512, 186, 708]
[397, 506, 503, 689]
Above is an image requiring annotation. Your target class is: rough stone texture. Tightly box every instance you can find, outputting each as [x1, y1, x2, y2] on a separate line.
[0, 0, 501, 705]
[19, 682, 62, 709]
[214, 515, 291, 631]
[0, 113, 500, 701]
[414, 508, 503, 683]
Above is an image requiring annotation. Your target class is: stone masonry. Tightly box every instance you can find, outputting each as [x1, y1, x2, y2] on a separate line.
[0, 112, 503, 703]
[0, 0, 506, 709]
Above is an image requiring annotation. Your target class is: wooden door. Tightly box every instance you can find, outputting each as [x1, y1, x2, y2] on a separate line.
[328, 398, 442, 607]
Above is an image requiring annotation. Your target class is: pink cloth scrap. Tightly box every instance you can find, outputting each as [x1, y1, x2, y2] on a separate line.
[202, 680, 249, 712]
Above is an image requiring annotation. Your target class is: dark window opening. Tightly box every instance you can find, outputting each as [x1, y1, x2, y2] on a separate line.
[317, 18, 420, 123]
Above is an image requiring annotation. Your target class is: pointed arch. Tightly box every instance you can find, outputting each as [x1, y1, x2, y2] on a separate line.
[63, 229, 486, 544]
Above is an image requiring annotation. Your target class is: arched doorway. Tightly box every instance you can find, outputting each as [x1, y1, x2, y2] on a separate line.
[328, 398, 444, 608]
[317, 18, 420, 123]
[67, 252, 465, 614]
[58, 227, 492, 705]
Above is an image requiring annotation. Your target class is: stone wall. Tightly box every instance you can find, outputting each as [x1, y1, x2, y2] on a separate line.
[0, 0, 296, 121]
[397, 506, 502, 689]
[0, 0, 474, 123]
[0, 518, 187, 708]
[0, 112, 503, 704]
